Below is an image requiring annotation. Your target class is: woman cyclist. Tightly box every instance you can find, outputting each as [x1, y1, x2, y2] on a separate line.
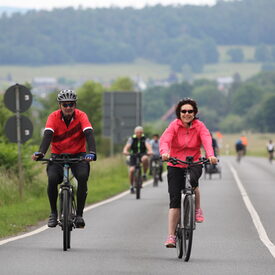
[159, 98, 217, 248]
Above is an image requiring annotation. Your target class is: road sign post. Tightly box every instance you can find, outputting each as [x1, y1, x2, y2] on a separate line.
[103, 91, 142, 156]
[4, 84, 33, 199]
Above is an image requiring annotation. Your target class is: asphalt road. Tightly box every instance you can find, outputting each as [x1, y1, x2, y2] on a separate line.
[1, 156, 275, 275]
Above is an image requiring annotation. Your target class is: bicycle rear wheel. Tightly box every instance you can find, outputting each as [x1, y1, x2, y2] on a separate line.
[152, 167, 159, 187]
[62, 189, 70, 251]
[183, 194, 195, 261]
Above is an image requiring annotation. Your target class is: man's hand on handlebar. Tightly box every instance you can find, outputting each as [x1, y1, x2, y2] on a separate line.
[85, 153, 96, 162]
[32, 152, 44, 161]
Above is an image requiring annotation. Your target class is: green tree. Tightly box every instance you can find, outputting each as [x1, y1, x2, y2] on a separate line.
[231, 84, 263, 115]
[255, 45, 271, 62]
[76, 81, 104, 137]
[257, 94, 275, 132]
[227, 48, 244, 62]
[109, 77, 135, 91]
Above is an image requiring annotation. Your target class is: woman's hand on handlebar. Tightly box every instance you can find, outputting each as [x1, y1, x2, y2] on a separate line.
[161, 153, 170, 161]
[208, 156, 218, 165]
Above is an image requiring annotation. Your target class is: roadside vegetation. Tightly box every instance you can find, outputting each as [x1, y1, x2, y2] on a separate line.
[0, 154, 129, 238]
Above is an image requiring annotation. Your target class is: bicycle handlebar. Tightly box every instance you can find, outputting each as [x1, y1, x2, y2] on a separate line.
[165, 157, 210, 167]
[37, 157, 84, 164]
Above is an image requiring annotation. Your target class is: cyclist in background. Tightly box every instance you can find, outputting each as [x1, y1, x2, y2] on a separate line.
[240, 135, 248, 155]
[123, 126, 153, 193]
[267, 140, 274, 163]
[149, 134, 163, 182]
[160, 98, 217, 248]
[211, 132, 219, 157]
[32, 89, 96, 228]
[235, 139, 244, 162]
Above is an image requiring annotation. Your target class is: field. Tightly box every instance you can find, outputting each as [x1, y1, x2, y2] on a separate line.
[214, 132, 275, 157]
[0, 46, 263, 89]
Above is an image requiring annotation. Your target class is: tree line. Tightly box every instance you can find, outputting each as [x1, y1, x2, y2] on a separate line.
[143, 71, 275, 133]
[0, 0, 274, 72]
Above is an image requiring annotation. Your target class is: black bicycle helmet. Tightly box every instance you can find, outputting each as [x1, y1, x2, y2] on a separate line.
[57, 89, 77, 102]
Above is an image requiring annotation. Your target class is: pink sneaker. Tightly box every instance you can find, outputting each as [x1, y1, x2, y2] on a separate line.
[165, 235, 176, 248]
[195, 208, 204, 223]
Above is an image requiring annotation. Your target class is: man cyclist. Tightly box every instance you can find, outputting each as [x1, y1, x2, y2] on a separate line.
[235, 139, 244, 162]
[267, 139, 274, 163]
[32, 89, 96, 228]
[123, 126, 153, 193]
[149, 134, 163, 182]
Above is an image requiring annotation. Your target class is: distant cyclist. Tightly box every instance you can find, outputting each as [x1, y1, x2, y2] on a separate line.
[235, 139, 244, 162]
[160, 98, 217, 248]
[123, 126, 153, 193]
[32, 89, 96, 228]
[149, 134, 163, 182]
[267, 140, 274, 163]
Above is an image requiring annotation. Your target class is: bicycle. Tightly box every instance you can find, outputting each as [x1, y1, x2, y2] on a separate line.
[132, 153, 143, 199]
[151, 156, 161, 187]
[166, 156, 209, 262]
[38, 154, 84, 251]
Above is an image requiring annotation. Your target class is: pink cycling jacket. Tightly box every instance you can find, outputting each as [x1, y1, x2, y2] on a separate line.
[159, 118, 214, 168]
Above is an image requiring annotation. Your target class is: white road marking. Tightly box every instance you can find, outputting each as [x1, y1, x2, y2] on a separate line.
[229, 164, 275, 258]
[0, 179, 153, 246]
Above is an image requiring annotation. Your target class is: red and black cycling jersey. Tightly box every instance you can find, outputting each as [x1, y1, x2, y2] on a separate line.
[45, 109, 93, 154]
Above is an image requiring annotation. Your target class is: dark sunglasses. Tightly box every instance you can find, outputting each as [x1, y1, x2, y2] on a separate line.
[181, 109, 194, 114]
[61, 102, 75, 108]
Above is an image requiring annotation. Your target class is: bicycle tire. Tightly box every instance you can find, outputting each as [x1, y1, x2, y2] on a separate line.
[135, 169, 141, 199]
[183, 194, 195, 262]
[176, 225, 183, 259]
[62, 189, 70, 251]
[152, 167, 158, 187]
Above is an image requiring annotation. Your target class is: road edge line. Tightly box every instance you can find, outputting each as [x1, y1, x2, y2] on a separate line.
[229, 164, 275, 258]
[0, 179, 154, 246]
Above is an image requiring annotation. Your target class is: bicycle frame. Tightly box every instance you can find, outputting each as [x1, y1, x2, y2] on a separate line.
[134, 154, 143, 199]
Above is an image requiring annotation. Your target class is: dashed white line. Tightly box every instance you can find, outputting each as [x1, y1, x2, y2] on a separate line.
[229, 164, 275, 258]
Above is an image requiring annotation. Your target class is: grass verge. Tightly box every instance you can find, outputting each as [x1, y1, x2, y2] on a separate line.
[0, 155, 129, 239]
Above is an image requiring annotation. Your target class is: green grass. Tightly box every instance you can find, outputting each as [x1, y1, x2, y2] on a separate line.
[218, 45, 256, 62]
[0, 59, 170, 85]
[0, 155, 129, 239]
[0, 46, 263, 89]
[196, 62, 262, 81]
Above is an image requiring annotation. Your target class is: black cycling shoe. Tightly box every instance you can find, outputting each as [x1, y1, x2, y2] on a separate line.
[48, 213, 58, 228]
[130, 187, 135, 194]
[75, 215, 85, 228]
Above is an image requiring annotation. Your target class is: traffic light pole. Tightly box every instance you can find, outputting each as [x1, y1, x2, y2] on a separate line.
[15, 84, 24, 199]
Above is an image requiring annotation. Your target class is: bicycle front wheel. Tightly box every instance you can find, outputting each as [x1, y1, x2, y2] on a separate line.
[183, 194, 195, 262]
[62, 189, 70, 251]
[135, 169, 141, 199]
[176, 224, 183, 259]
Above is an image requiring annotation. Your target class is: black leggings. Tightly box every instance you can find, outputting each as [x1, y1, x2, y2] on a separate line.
[47, 161, 90, 216]
[167, 166, 202, 209]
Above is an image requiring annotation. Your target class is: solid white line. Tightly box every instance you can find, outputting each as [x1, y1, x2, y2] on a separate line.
[0, 179, 153, 246]
[229, 164, 275, 258]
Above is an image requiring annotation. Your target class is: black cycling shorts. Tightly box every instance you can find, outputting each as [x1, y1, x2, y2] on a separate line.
[167, 165, 202, 209]
[129, 153, 146, 166]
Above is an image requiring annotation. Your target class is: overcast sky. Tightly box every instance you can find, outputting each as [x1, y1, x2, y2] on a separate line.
[0, 0, 217, 10]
